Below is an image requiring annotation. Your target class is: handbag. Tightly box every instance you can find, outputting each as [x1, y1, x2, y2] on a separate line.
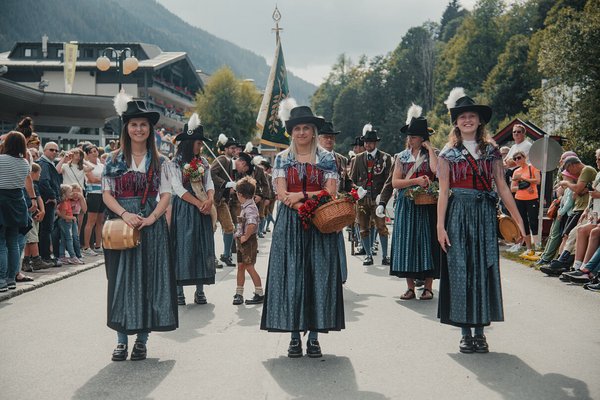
[546, 198, 560, 220]
[102, 167, 154, 250]
[517, 166, 532, 190]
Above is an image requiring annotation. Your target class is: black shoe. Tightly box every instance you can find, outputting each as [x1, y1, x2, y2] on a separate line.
[177, 296, 186, 306]
[288, 339, 302, 358]
[371, 249, 378, 256]
[473, 335, 489, 353]
[266, 227, 271, 232]
[459, 335, 474, 354]
[382, 256, 390, 266]
[233, 294, 244, 305]
[258, 232, 265, 238]
[215, 258, 223, 269]
[130, 342, 147, 361]
[245, 293, 264, 305]
[220, 255, 236, 267]
[306, 339, 322, 358]
[569, 271, 592, 284]
[43, 258, 62, 268]
[414, 279, 425, 288]
[355, 248, 366, 255]
[540, 264, 568, 277]
[21, 257, 32, 272]
[559, 271, 575, 282]
[584, 281, 600, 291]
[363, 255, 373, 266]
[194, 292, 207, 305]
[111, 344, 128, 361]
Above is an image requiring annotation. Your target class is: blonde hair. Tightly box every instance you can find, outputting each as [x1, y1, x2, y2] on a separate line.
[71, 183, 82, 192]
[280, 123, 319, 163]
[60, 184, 73, 202]
[31, 162, 41, 173]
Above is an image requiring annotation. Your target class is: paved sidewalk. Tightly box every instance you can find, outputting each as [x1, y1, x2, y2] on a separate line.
[0, 257, 104, 302]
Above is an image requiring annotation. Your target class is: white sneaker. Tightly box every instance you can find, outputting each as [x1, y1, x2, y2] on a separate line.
[507, 243, 523, 253]
[70, 257, 85, 265]
[82, 248, 97, 257]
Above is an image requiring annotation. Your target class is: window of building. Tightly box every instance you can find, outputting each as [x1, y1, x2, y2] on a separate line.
[57, 49, 64, 58]
[24, 48, 37, 57]
[83, 48, 94, 59]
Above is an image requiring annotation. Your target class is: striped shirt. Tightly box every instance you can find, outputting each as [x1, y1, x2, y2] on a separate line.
[0, 154, 30, 189]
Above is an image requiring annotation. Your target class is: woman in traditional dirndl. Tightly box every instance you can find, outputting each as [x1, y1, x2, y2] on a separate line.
[390, 104, 443, 300]
[260, 99, 344, 358]
[102, 95, 178, 362]
[169, 114, 216, 306]
[436, 88, 525, 354]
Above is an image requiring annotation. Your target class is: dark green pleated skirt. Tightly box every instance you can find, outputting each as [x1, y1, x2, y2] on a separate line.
[438, 188, 504, 327]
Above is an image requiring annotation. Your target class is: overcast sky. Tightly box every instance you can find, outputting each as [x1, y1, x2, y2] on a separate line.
[158, 0, 479, 85]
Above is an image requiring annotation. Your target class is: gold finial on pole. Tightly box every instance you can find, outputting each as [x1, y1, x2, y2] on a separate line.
[272, 5, 283, 38]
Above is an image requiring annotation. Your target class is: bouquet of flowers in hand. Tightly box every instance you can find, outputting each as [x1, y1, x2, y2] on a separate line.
[183, 157, 207, 201]
[405, 180, 440, 205]
[298, 188, 359, 232]
[183, 157, 205, 182]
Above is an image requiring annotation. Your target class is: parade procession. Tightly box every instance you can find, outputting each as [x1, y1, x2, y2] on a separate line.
[1, 1, 599, 399]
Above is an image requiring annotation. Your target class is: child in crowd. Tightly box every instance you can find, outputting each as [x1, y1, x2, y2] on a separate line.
[56, 184, 83, 265]
[61, 183, 87, 261]
[23, 163, 53, 271]
[232, 176, 264, 305]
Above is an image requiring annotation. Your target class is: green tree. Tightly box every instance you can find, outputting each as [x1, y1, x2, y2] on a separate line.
[195, 67, 261, 145]
[529, 0, 600, 161]
[435, 0, 505, 112]
[482, 34, 538, 129]
[439, 0, 469, 42]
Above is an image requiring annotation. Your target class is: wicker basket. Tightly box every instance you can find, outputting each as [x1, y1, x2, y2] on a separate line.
[312, 199, 356, 234]
[413, 192, 437, 205]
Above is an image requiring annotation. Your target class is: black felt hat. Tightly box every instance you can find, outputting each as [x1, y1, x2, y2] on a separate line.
[399, 104, 434, 139]
[445, 88, 492, 124]
[121, 100, 161, 126]
[284, 106, 325, 133]
[176, 113, 212, 142]
[361, 123, 381, 142]
[318, 121, 341, 135]
[350, 136, 365, 148]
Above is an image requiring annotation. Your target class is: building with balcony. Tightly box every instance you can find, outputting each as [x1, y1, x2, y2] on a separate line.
[0, 38, 203, 147]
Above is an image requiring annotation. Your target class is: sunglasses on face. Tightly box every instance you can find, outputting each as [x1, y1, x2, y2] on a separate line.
[513, 131, 523, 134]
[48, 149, 59, 153]
[513, 156, 523, 161]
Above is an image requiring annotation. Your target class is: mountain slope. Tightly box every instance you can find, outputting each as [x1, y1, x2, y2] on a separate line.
[0, 0, 315, 102]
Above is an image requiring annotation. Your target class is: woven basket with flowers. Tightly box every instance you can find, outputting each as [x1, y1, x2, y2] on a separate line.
[298, 189, 359, 234]
[405, 181, 440, 205]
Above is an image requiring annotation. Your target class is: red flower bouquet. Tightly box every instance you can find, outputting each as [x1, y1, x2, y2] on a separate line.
[298, 188, 359, 233]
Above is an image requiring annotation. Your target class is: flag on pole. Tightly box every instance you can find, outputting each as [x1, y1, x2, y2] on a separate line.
[63, 42, 78, 94]
[257, 33, 290, 149]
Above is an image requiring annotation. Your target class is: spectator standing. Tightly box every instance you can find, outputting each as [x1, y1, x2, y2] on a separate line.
[510, 150, 541, 256]
[0, 132, 31, 291]
[82, 145, 105, 256]
[37, 142, 63, 266]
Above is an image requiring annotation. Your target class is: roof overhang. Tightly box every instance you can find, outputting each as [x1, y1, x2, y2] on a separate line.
[0, 78, 115, 127]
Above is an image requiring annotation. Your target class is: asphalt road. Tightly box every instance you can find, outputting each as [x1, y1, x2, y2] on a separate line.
[1, 232, 598, 400]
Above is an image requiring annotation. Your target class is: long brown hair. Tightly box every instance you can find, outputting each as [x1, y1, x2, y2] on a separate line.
[117, 120, 161, 171]
[1, 131, 27, 157]
[16, 117, 34, 139]
[447, 124, 495, 155]
[71, 147, 85, 170]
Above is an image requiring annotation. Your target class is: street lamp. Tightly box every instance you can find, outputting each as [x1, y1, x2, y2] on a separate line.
[95, 47, 139, 91]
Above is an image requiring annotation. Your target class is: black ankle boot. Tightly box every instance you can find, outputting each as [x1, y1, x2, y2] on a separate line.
[459, 335, 474, 353]
[306, 339, 322, 358]
[473, 335, 489, 353]
[288, 339, 302, 358]
[111, 344, 128, 361]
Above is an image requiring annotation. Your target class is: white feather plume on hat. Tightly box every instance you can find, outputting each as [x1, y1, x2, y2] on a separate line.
[406, 104, 423, 124]
[252, 155, 266, 166]
[362, 123, 373, 137]
[244, 142, 253, 153]
[217, 133, 228, 146]
[444, 87, 466, 110]
[113, 89, 132, 117]
[188, 113, 201, 131]
[348, 150, 356, 158]
[278, 97, 298, 123]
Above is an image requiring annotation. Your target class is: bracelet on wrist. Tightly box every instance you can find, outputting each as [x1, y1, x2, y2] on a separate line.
[120, 210, 127, 217]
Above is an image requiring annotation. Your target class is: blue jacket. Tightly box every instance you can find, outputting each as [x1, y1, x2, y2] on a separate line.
[37, 156, 62, 201]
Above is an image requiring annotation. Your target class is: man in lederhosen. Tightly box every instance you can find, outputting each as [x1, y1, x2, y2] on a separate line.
[350, 124, 392, 266]
[211, 135, 239, 267]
